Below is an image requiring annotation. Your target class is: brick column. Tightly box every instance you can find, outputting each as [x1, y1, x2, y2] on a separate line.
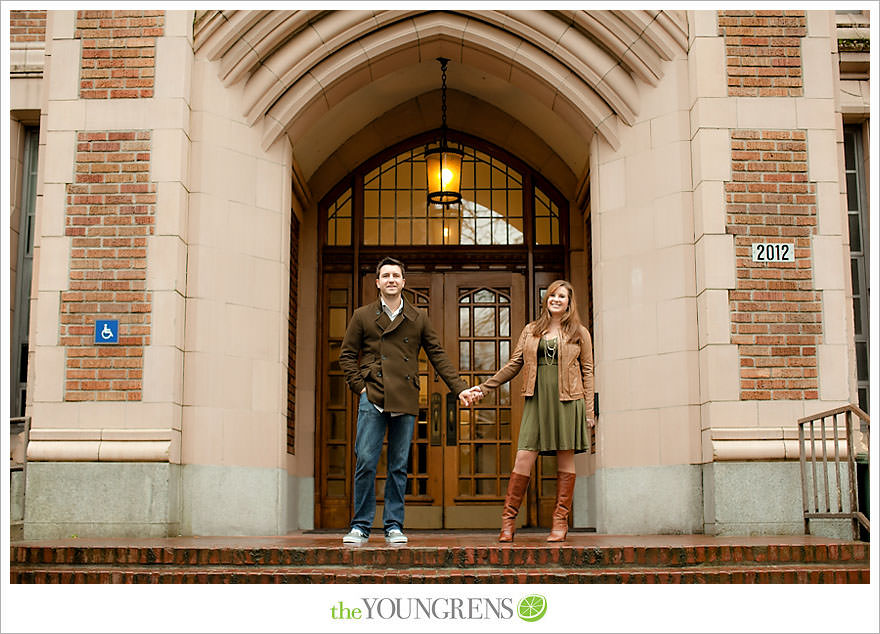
[61, 131, 156, 401]
[75, 10, 165, 99]
[718, 10, 806, 97]
[9, 10, 47, 43]
[726, 129, 821, 401]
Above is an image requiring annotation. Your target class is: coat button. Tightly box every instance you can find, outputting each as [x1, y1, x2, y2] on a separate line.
[377, 371, 382, 377]
[406, 375, 410, 380]
[382, 355, 387, 360]
[404, 356, 409, 362]
[403, 337, 408, 342]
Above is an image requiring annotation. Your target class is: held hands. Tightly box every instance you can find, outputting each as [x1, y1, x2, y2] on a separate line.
[458, 386, 485, 407]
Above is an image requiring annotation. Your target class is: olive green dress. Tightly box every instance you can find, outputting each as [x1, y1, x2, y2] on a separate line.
[518, 337, 590, 455]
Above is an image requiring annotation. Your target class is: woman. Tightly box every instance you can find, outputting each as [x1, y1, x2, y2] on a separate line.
[463, 280, 594, 542]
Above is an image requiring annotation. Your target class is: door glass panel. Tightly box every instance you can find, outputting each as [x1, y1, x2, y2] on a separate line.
[499, 307, 509, 336]
[474, 307, 495, 336]
[329, 410, 345, 440]
[459, 410, 471, 440]
[457, 284, 515, 499]
[459, 445, 471, 474]
[328, 376, 344, 406]
[459, 341, 470, 370]
[328, 446, 345, 476]
[474, 342, 495, 370]
[329, 289, 347, 305]
[329, 308, 347, 338]
[459, 307, 470, 336]
[476, 479, 496, 495]
[328, 342, 340, 370]
[500, 340, 510, 364]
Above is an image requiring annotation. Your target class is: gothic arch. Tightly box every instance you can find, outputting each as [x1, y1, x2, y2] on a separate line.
[193, 9, 687, 202]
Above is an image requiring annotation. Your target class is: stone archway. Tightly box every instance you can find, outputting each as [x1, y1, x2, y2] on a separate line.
[193, 9, 688, 203]
[190, 9, 690, 532]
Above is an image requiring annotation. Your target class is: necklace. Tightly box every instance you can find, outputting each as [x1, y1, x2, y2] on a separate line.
[544, 336, 558, 364]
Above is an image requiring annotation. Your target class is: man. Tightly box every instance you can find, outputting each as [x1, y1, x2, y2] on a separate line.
[338, 257, 475, 544]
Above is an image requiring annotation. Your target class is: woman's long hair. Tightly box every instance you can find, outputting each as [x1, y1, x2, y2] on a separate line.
[531, 280, 585, 343]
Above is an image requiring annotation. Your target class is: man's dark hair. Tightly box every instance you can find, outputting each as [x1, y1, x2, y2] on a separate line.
[376, 257, 406, 278]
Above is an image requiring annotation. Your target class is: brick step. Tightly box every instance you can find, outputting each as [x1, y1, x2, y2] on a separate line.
[11, 563, 870, 584]
[10, 543, 869, 568]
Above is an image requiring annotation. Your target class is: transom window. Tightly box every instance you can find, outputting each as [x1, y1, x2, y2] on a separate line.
[324, 134, 564, 249]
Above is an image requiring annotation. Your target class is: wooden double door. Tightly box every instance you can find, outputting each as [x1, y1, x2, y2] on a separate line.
[320, 270, 532, 529]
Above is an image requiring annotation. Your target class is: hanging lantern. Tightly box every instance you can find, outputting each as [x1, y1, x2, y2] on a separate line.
[425, 58, 463, 206]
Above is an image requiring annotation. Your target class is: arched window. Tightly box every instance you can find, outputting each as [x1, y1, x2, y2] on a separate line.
[322, 131, 566, 258]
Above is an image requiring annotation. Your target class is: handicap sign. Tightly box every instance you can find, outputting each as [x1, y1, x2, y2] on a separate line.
[95, 319, 119, 344]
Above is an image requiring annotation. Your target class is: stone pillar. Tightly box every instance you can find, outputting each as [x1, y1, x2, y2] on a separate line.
[182, 28, 295, 535]
[691, 10, 854, 535]
[589, 42, 702, 534]
[23, 10, 192, 538]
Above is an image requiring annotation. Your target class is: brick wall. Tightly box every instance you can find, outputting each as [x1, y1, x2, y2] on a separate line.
[287, 214, 300, 454]
[9, 10, 47, 43]
[61, 131, 156, 401]
[726, 129, 821, 400]
[718, 10, 806, 97]
[75, 10, 165, 99]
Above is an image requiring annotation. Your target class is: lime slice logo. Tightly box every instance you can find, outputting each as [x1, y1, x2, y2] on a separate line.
[517, 595, 547, 622]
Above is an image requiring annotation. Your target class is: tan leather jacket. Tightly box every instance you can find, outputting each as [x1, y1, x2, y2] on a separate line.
[479, 323, 595, 420]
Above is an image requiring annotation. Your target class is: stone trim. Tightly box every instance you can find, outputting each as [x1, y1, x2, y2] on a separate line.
[710, 426, 863, 461]
[26, 428, 179, 462]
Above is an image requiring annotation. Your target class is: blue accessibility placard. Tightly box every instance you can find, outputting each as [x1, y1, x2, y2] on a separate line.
[94, 319, 119, 344]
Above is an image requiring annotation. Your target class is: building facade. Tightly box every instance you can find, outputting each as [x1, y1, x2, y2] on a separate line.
[7, 9, 871, 538]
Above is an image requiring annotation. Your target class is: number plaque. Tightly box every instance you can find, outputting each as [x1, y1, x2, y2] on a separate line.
[751, 243, 794, 263]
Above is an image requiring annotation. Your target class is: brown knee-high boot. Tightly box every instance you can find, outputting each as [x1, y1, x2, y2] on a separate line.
[546, 471, 576, 542]
[498, 472, 530, 542]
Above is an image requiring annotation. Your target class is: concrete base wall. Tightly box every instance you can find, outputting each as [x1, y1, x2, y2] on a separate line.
[593, 464, 704, 534]
[24, 462, 181, 539]
[702, 461, 854, 539]
[181, 465, 313, 536]
[22, 462, 317, 538]
[295, 475, 315, 531]
[573, 473, 597, 530]
[11, 470, 25, 522]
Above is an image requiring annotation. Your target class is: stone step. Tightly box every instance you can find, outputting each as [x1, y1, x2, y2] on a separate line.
[10, 542, 870, 569]
[11, 563, 870, 584]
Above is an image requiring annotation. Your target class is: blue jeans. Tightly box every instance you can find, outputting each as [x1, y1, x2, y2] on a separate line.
[351, 391, 415, 536]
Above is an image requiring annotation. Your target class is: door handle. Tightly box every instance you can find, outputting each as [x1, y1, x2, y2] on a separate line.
[445, 392, 457, 446]
[430, 393, 442, 446]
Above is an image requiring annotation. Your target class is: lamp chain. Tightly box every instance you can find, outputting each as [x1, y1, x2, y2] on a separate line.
[439, 58, 448, 135]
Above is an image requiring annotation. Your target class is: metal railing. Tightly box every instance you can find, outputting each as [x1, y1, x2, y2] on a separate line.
[798, 405, 869, 540]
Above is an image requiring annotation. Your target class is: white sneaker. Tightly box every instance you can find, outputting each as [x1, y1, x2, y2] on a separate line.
[385, 528, 408, 544]
[342, 528, 368, 544]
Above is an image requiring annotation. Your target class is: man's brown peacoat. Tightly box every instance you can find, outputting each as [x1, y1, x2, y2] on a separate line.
[339, 299, 468, 416]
